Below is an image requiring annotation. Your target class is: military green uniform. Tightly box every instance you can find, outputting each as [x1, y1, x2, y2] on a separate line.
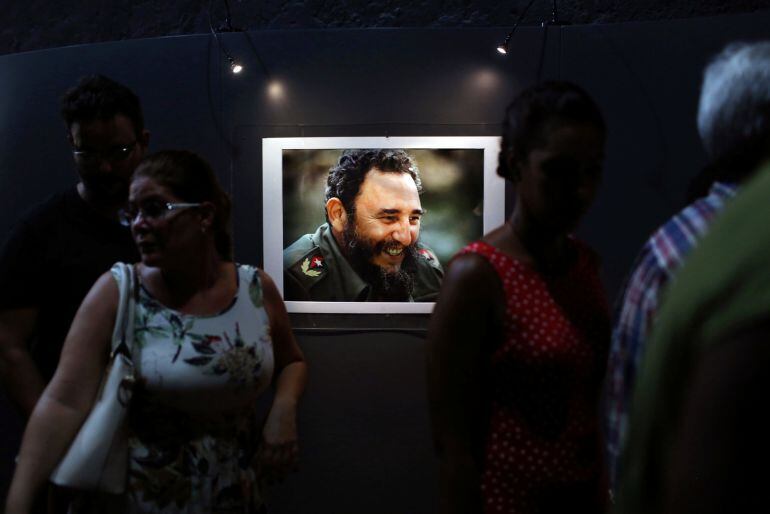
[283, 223, 443, 301]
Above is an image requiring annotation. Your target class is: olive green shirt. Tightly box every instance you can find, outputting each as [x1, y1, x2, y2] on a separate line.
[283, 223, 443, 301]
[615, 163, 770, 514]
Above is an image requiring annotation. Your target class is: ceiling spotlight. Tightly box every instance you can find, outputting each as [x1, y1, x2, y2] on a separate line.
[209, 3, 246, 77]
[227, 56, 243, 74]
[496, 0, 540, 56]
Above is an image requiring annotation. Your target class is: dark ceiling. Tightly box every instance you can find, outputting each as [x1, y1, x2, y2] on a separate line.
[2, 0, 770, 56]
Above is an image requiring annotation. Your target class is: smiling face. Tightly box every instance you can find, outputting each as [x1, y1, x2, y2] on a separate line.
[128, 176, 207, 267]
[69, 114, 147, 207]
[513, 121, 605, 234]
[344, 168, 423, 272]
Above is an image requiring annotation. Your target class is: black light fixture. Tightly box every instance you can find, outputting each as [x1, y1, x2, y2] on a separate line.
[209, 0, 244, 75]
[497, 34, 513, 55]
[227, 55, 243, 74]
[497, 0, 561, 56]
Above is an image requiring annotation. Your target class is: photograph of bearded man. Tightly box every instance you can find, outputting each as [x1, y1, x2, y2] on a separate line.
[283, 149, 445, 302]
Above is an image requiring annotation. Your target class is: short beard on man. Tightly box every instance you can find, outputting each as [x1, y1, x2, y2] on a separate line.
[342, 218, 418, 301]
[80, 172, 131, 207]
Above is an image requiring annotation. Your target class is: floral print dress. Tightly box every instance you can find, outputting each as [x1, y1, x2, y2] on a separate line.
[116, 263, 274, 514]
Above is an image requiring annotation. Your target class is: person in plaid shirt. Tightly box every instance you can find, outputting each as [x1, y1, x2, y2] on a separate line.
[604, 180, 735, 495]
[605, 40, 770, 496]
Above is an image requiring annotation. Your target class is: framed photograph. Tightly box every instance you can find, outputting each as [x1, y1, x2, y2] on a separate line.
[263, 136, 504, 314]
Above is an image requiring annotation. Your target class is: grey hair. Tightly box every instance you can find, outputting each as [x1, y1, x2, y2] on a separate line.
[697, 41, 770, 181]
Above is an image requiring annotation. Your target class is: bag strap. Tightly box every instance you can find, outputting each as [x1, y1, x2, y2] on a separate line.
[110, 262, 137, 359]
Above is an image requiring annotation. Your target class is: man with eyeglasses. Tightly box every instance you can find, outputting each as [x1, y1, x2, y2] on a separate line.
[0, 75, 148, 424]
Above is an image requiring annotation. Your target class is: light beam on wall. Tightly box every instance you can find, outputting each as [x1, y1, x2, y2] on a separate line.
[267, 81, 284, 100]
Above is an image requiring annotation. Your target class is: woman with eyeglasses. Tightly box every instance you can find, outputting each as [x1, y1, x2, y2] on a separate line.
[6, 150, 307, 514]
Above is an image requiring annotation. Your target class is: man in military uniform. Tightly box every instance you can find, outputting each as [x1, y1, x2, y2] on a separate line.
[283, 149, 443, 301]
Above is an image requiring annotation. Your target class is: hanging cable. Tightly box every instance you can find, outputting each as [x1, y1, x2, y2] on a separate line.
[496, 0, 540, 55]
[209, 0, 244, 74]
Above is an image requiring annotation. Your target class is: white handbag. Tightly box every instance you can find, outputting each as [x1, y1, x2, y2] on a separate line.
[50, 262, 137, 494]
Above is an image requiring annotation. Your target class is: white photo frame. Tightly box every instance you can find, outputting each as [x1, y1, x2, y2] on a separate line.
[263, 136, 504, 314]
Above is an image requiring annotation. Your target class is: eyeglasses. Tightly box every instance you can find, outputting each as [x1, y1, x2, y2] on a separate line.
[120, 201, 202, 225]
[72, 141, 137, 164]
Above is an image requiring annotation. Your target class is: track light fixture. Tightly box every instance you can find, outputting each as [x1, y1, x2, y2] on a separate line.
[207, 0, 273, 82]
[227, 55, 243, 74]
[209, 0, 244, 75]
[497, 35, 512, 55]
[497, 0, 561, 56]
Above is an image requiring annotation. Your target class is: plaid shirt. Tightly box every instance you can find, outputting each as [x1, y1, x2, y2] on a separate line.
[604, 181, 737, 494]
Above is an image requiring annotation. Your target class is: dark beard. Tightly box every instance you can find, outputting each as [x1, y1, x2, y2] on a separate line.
[343, 221, 418, 301]
[79, 174, 130, 207]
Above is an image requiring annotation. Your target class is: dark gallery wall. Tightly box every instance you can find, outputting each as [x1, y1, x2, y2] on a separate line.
[1, 10, 770, 513]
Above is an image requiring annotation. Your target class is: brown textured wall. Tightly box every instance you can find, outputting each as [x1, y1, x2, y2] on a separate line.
[2, 0, 770, 56]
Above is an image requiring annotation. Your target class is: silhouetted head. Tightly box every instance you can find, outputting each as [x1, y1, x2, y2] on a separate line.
[500, 81, 606, 234]
[130, 150, 233, 261]
[697, 41, 770, 183]
[61, 75, 149, 207]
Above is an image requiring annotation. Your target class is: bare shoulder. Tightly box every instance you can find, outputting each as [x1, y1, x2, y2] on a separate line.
[53, 270, 120, 387]
[83, 270, 120, 311]
[69, 270, 120, 342]
[444, 253, 499, 291]
[255, 268, 289, 322]
[432, 252, 503, 322]
[257, 268, 281, 300]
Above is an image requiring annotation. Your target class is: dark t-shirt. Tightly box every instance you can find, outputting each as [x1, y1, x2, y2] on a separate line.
[0, 187, 139, 381]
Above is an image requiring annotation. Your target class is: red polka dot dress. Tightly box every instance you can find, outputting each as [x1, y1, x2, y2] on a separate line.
[460, 240, 610, 514]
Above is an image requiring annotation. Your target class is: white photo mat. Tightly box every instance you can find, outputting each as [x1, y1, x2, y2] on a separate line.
[263, 136, 504, 314]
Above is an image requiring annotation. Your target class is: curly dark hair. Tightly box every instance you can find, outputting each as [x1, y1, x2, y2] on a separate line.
[133, 150, 233, 260]
[325, 149, 422, 219]
[498, 81, 606, 181]
[60, 74, 144, 137]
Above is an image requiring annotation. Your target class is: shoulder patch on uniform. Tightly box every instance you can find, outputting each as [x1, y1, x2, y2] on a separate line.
[418, 247, 438, 263]
[301, 254, 325, 277]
